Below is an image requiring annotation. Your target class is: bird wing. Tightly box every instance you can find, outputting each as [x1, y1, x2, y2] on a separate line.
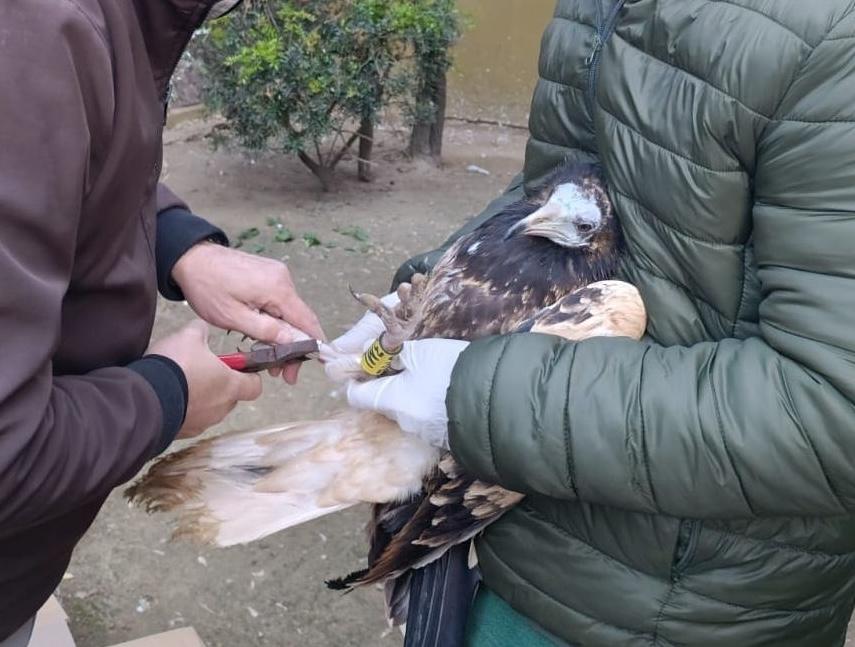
[327, 454, 523, 588]
[520, 280, 648, 341]
[126, 410, 440, 547]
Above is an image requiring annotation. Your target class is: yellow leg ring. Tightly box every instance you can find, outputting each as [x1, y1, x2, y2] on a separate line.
[360, 337, 401, 376]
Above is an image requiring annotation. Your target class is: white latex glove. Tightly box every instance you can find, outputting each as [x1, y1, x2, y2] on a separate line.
[346, 338, 470, 449]
[331, 292, 401, 353]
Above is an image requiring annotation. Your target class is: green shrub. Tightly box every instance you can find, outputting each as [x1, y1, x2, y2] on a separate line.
[197, 0, 462, 190]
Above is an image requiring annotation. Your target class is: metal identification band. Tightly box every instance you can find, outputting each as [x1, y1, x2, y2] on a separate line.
[361, 337, 401, 376]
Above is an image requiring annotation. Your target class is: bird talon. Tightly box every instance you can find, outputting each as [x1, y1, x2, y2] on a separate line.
[349, 285, 414, 346]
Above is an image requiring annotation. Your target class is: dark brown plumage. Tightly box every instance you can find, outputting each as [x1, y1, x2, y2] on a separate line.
[415, 163, 619, 341]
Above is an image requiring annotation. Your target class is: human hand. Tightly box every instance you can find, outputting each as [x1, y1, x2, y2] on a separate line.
[148, 320, 263, 439]
[171, 242, 325, 384]
[345, 338, 469, 448]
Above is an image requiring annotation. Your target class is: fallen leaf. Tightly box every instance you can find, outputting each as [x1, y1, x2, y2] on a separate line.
[335, 226, 370, 242]
[275, 228, 295, 243]
[302, 233, 322, 247]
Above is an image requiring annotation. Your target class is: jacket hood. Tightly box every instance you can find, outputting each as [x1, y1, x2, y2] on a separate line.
[132, 0, 242, 93]
[210, 0, 243, 19]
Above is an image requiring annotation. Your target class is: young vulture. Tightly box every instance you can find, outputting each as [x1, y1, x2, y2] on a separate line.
[127, 161, 646, 642]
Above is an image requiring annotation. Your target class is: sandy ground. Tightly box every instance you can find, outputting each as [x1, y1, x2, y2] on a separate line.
[57, 119, 527, 647]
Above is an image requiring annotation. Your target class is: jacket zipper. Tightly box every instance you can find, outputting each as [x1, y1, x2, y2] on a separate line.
[672, 520, 701, 578]
[585, 0, 627, 115]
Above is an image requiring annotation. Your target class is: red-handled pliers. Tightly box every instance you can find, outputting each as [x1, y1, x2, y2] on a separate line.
[218, 339, 320, 373]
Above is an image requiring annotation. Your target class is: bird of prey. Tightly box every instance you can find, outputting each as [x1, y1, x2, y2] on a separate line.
[126, 161, 646, 641]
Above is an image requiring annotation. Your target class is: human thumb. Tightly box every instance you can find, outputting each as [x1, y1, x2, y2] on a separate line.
[234, 372, 263, 401]
[185, 319, 210, 344]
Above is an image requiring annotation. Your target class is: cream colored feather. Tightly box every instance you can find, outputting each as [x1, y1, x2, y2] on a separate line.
[127, 410, 440, 546]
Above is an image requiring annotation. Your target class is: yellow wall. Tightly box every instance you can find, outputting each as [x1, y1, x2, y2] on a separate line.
[448, 0, 556, 125]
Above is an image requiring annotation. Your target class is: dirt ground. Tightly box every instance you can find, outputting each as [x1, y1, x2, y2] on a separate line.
[57, 118, 527, 647]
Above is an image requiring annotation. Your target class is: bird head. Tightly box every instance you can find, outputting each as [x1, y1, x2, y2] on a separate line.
[505, 164, 613, 250]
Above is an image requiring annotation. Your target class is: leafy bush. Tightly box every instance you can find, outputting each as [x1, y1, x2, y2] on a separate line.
[198, 0, 462, 190]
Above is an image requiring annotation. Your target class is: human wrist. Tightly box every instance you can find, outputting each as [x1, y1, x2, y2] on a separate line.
[127, 355, 189, 455]
[171, 240, 219, 289]
[156, 207, 228, 301]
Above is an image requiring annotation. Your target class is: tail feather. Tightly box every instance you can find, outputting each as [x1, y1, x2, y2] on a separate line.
[325, 567, 370, 591]
[126, 410, 440, 547]
[402, 545, 480, 647]
[385, 572, 412, 627]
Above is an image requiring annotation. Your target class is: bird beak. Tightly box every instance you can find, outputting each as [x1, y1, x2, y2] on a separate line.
[504, 203, 564, 241]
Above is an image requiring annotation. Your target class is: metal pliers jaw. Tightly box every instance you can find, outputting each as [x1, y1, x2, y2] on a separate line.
[218, 339, 320, 372]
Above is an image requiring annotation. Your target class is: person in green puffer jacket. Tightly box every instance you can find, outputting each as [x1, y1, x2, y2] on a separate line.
[344, 1, 855, 645]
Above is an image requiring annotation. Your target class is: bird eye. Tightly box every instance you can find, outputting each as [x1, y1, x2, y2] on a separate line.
[577, 222, 595, 233]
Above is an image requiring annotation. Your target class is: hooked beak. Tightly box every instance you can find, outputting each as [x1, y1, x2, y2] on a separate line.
[504, 183, 603, 247]
[504, 203, 564, 241]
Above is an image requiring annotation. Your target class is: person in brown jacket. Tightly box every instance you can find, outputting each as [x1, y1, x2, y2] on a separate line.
[0, 1, 323, 643]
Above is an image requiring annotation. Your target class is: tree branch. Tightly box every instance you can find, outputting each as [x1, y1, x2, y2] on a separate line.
[330, 131, 361, 169]
[297, 149, 321, 175]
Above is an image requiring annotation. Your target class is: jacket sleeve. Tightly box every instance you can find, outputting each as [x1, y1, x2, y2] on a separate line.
[0, 6, 180, 536]
[447, 20, 855, 519]
[155, 184, 229, 301]
[391, 173, 526, 289]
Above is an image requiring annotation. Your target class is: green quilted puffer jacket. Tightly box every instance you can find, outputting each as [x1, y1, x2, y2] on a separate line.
[393, 1, 855, 645]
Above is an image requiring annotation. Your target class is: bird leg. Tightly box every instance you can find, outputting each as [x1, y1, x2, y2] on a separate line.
[348, 288, 405, 351]
[324, 275, 430, 382]
[350, 273, 428, 351]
